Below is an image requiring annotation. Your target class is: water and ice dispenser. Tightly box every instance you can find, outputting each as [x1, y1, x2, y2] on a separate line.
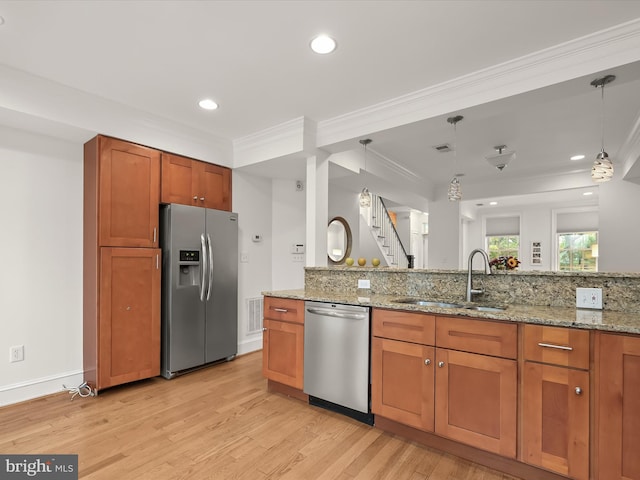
[178, 250, 200, 287]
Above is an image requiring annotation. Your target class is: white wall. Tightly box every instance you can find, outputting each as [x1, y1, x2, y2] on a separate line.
[599, 178, 640, 272]
[428, 198, 461, 269]
[0, 126, 84, 406]
[272, 179, 306, 289]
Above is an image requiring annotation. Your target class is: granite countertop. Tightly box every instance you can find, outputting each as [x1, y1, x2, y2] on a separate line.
[262, 289, 640, 335]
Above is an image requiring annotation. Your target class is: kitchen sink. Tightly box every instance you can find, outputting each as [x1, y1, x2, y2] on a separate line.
[463, 305, 507, 312]
[392, 298, 507, 312]
[392, 298, 465, 309]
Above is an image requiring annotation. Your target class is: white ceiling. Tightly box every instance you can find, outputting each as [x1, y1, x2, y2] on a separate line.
[2, 1, 640, 210]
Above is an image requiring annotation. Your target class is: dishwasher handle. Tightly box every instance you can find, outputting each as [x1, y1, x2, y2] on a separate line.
[306, 307, 367, 320]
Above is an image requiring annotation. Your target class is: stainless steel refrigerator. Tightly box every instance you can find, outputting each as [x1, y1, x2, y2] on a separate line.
[160, 204, 238, 379]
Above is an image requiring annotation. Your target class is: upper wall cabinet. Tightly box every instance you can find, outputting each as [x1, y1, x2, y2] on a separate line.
[161, 153, 232, 211]
[85, 135, 161, 248]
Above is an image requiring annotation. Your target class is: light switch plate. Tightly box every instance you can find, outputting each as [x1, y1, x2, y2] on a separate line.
[576, 287, 603, 309]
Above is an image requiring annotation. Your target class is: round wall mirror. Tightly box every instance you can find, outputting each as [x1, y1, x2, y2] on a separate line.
[327, 217, 352, 265]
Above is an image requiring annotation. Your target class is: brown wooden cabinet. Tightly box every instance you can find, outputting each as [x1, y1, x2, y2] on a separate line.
[522, 325, 590, 480]
[371, 309, 517, 458]
[434, 317, 518, 458]
[596, 332, 640, 480]
[262, 297, 304, 390]
[84, 135, 162, 392]
[86, 135, 161, 248]
[95, 247, 161, 389]
[161, 152, 232, 211]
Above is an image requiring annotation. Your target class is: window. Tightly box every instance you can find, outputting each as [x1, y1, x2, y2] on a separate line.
[557, 231, 598, 271]
[485, 216, 520, 261]
[487, 235, 520, 261]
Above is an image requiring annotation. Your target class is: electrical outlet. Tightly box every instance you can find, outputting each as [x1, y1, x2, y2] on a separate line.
[358, 279, 371, 289]
[10, 345, 24, 363]
[576, 287, 603, 309]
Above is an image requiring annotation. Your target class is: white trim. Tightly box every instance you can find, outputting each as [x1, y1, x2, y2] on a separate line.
[0, 370, 84, 407]
[237, 338, 262, 356]
[316, 18, 640, 148]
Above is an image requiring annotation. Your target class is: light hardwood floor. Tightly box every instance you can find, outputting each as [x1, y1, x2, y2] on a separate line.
[0, 352, 521, 479]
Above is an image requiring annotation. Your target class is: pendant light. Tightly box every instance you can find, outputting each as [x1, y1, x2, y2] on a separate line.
[447, 115, 463, 201]
[359, 138, 372, 207]
[590, 74, 615, 182]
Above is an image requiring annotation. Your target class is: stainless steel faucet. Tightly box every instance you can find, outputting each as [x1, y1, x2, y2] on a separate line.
[467, 248, 492, 302]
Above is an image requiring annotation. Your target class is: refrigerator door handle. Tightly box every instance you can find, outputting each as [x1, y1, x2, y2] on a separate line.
[206, 233, 214, 301]
[200, 233, 208, 302]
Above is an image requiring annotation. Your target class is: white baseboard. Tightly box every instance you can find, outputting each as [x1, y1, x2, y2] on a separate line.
[0, 370, 84, 407]
[237, 337, 262, 356]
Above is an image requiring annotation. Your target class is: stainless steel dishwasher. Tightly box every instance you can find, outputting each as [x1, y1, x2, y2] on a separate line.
[304, 301, 373, 424]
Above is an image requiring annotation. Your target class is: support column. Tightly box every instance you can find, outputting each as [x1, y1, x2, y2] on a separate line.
[306, 151, 330, 267]
[427, 197, 462, 269]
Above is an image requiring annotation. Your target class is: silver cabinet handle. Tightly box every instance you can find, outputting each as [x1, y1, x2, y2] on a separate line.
[274, 308, 288, 313]
[538, 342, 573, 351]
[575, 387, 583, 395]
[156, 254, 159, 270]
[438, 361, 445, 368]
[424, 359, 431, 366]
[153, 227, 157, 243]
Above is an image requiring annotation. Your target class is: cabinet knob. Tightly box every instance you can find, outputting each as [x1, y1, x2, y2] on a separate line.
[575, 386, 583, 395]
[438, 361, 445, 368]
[262, 327, 267, 332]
[200, 197, 205, 201]
[193, 195, 198, 200]
[126, 306, 131, 311]
[424, 359, 431, 366]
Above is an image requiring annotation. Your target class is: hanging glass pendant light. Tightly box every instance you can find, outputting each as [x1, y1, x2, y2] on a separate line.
[359, 138, 372, 207]
[447, 115, 463, 201]
[590, 75, 615, 183]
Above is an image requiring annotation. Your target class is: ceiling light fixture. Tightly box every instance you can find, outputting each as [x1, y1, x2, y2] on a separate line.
[590, 74, 615, 182]
[198, 99, 219, 110]
[489, 201, 498, 206]
[583, 191, 594, 196]
[570, 154, 586, 161]
[359, 138, 372, 207]
[310, 34, 337, 54]
[485, 145, 515, 171]
[447, 115, 463, 201]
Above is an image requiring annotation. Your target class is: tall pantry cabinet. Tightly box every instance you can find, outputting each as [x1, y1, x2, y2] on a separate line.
[83, 135, 161, 392]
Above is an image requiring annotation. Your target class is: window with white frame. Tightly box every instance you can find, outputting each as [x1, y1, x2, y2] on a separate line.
[485, 216, 520, 261]
[555, 210, 598, 272]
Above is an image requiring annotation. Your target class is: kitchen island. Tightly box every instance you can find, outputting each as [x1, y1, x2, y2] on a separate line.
[262, 267, 640, 480]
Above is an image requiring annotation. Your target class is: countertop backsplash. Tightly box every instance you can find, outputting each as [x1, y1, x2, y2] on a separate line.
[304, 267, 640, 314]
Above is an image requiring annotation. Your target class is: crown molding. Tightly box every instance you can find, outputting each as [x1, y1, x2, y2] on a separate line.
[316, 18, 640, 148]
[233, 116, 318, 167]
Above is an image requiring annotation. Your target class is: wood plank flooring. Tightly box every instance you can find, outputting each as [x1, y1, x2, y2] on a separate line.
[0, 352, 521, 479]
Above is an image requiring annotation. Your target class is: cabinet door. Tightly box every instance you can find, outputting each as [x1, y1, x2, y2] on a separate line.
[196, 161, 232, 211]
[435, 348, 517, 457]
[597, 333, 640, 480]
[371, 337, 435, 431]
[161, 153, 197, 206]
[262, 318, 304, 389]
[523, 362, 589, 480]
[99, 136, 160, 247]
[99, 248, 161, 390]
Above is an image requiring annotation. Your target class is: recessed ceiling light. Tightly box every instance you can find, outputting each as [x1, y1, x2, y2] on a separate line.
[310, 34, 337, 54]
[198, 99, 219, 110]
[570, 154, 585, 161]
[583, 191, 594, 196]
[489, 201, 498, 206]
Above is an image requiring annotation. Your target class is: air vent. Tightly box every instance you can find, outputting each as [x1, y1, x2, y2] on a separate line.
[432, 143, 452, 153]
[246, 297, 263, 335]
